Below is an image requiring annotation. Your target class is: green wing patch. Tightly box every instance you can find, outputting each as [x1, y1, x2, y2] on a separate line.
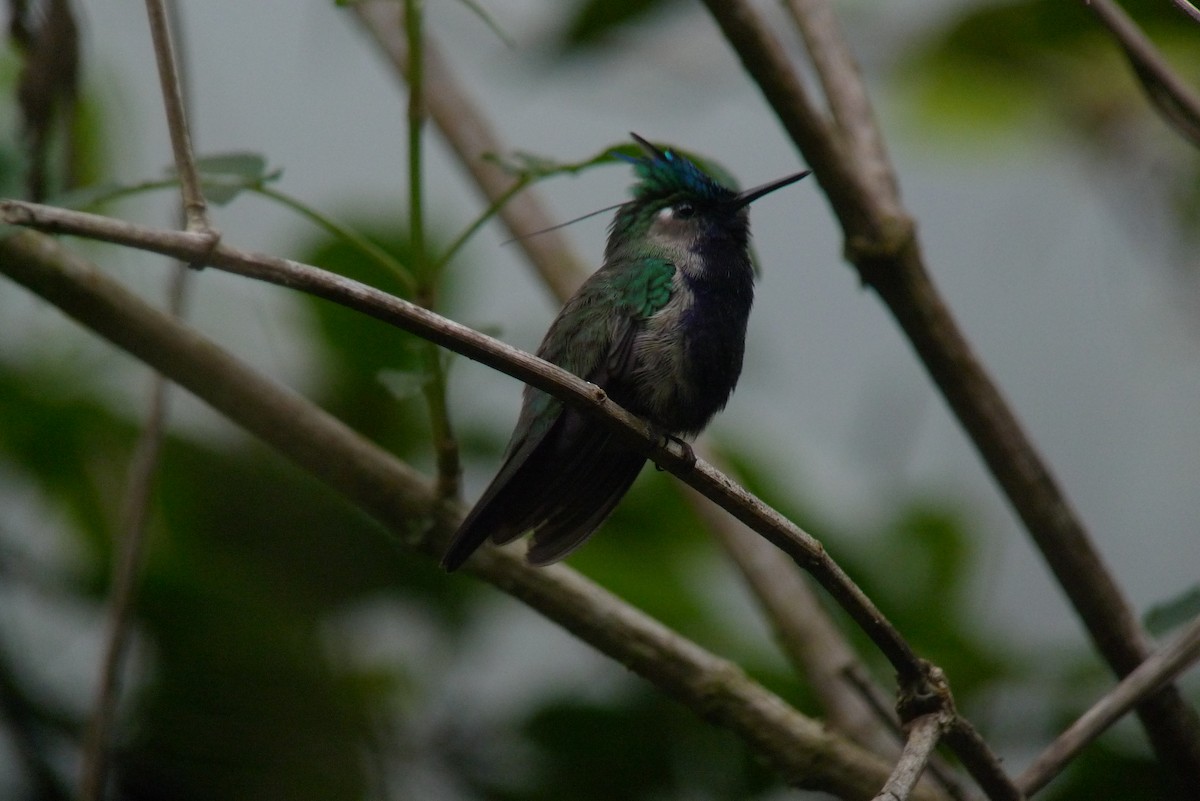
[615, 257, 675, 318]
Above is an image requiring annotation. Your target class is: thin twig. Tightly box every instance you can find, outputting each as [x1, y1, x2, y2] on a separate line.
[1084, 0, 1200, 147]
[1018, 614, 1200, 795]
[784, 0, 900, 211]
[841, 664, 978, 801]
[872, 713, 947, 801]
[78, 265, 191, 801]
[250, 184, 416, 291]
[1173, 0, 1200, 24]
[405, 0, 426, 285]
[0, 228, 950, 801]
[703, 0, 1200, 779]
[943, 717, 1024, 801]
[76, 329, 172, 801]
[687, 480, 897, 751]
[353, 3, 589, 301]
[400, 0, 460, 501]
[79, 3, 197, 798]
[703, 491, 977, 801]
[142, 0, 211, 234]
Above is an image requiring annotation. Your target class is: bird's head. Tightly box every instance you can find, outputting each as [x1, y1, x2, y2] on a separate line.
[607, 133, 808, 261]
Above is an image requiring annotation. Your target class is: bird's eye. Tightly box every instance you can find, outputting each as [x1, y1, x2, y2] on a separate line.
[673, 202, 695, 220]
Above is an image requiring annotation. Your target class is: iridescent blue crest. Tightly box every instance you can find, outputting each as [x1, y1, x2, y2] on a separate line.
[616, 133, 735, 204]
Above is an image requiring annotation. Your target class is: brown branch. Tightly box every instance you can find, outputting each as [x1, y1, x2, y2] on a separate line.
[79, 3, 198, 798]
[687, 480, 898, 750]
[142, 0, 212, 235]
[707, 506, 976, 801]
[1083, 0, 1200, 148]
[0, 227, 948, 801]
[943, 717, 1023, 801]
[701, 0, 1200, 780]
[1173, 0, 1200, 24]
[841, 665, 979, 801]
[78, 334, 172, 801]
[1018, 614, 1200, 795]
[783, 0, 900, 210]
[872, 713, 948, 801]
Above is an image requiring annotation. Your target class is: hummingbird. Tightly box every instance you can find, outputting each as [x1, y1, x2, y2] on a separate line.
[441, 134, 808, 571]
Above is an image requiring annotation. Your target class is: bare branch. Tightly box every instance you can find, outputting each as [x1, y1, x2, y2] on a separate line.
[872, 714, 947, 801]
[689, 480, 897, 750]
[1084, 0, 1200, 147]
[1018, 614, 1200, 795]
[142, 0, 211, 234]
[702, 0, 1200, 778]
[1173, 0, 1200, 25]
[79, 5, 197, 797]
[0, 228, 948, 801]
[78, 345, 170, 801]
[943, 717, 1024, 801]
[709, 506, 983, 801]
[783, 0, 900, 211]
[841, 666, 979, 801]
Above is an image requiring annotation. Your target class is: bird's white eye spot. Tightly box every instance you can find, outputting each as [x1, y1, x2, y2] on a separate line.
[658, 203, 695, 223]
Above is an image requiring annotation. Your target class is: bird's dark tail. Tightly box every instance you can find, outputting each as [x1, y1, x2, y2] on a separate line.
[441, 416, 645, 571]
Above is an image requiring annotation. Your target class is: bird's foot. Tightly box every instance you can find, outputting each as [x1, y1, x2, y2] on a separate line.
[655, 433, 696, 472]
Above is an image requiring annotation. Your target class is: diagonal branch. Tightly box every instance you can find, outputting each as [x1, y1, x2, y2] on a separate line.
[1173, 0, 1200, 25]
[872, 713, 948, 801]
[784, 0, 900, 210]
[1018, 614, 1200, 795]
[692, 483, 895, 748]
[1083, 0, 1200, 148]
[142, 0, 212, 235]
[701, 0, 1200, 780]
[0, 228, 946, 801]
[79, 4, 198, 799]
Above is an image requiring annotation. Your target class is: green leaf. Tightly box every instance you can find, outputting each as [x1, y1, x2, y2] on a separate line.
[193, 151, 282, 205]
[560, 0, 683, 51]
[193, 151, 271, 182]
[48, 152, 282, 210]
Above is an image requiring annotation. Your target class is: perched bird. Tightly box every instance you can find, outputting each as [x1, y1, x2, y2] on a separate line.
[442, 134, 808, 571]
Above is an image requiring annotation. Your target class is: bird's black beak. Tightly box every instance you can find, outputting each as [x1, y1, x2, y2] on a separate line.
[733, 170, 811, 208]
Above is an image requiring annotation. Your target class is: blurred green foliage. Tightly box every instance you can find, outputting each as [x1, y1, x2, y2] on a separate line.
[898, 0, 1200, 253]
[557, 0, 682, 50]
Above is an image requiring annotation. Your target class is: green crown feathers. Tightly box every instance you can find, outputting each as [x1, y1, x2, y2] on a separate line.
[617, 133, 736, 204]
